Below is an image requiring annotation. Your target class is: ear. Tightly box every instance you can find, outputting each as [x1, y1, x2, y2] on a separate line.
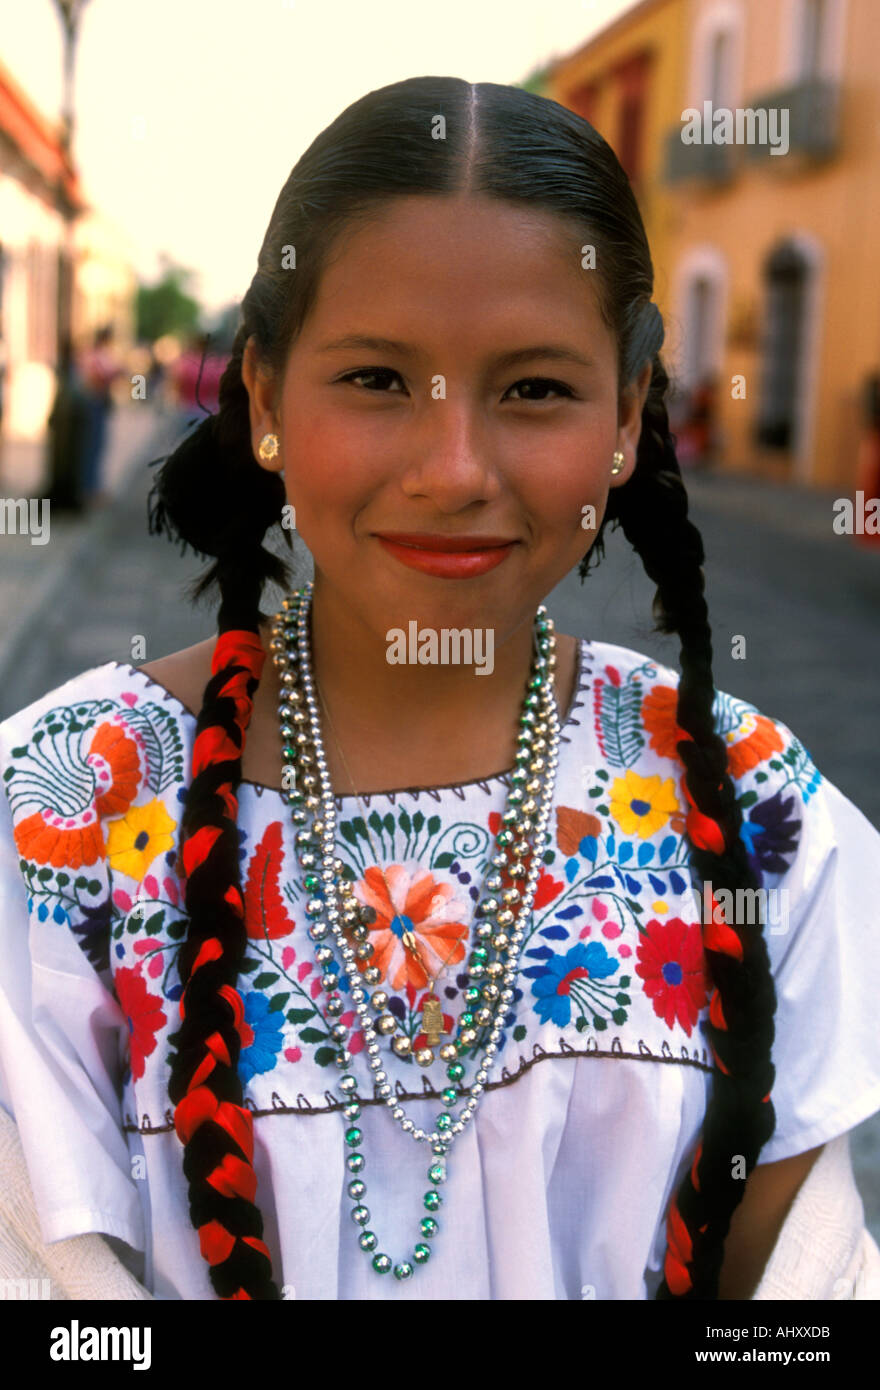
[611, 360, 653, 487]
[241, 335, 283, 473]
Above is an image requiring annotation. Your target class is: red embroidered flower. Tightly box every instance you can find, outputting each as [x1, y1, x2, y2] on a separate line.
[115, 965, 167, 1080]
[634, 916, 708, 1037]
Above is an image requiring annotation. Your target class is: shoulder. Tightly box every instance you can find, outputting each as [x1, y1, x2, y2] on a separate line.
[581, 638, 824, 881]
[0, 659, 193, 873]
[138, 619, 274, 717]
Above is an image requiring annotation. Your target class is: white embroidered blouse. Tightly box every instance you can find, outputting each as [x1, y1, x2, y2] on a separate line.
[1, 639, 878, 1300]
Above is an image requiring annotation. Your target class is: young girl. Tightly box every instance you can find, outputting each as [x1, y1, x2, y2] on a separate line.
[1, 76, 879, 1302]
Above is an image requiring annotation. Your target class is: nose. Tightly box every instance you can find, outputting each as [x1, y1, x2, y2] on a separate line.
[398, 395, 502, 511]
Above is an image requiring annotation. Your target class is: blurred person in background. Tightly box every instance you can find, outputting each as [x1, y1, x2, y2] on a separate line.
[168, 330, 227, 428]
[45, 334, 92, 513]
[79, 323, 123, 506]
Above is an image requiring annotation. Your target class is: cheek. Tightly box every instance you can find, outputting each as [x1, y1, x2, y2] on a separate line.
[518, 432, 614, 538]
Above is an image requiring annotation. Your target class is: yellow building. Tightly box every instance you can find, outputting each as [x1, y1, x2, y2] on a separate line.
[542, 0, 878, 490]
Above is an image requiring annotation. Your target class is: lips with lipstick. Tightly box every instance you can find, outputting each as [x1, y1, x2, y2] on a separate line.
[372, 532, 519, 578]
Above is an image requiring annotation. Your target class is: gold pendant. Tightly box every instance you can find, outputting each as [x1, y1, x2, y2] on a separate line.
[422, 993, 445, 1047]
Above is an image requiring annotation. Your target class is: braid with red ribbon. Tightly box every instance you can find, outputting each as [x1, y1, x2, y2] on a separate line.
[587, 352, 785, 1298]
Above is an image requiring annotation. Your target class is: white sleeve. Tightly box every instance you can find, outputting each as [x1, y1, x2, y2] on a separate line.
[723, 710, 880, 1164]
[0, 779, 145, 1250]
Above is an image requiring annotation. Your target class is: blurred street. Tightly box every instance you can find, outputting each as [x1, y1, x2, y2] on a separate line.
[0, 405, 877, 1242]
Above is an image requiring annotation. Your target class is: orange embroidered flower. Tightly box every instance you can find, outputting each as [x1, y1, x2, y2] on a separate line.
[641, 684, 784, 779]
[12, 718, 142, 870]
[353, 865, 469, 992]
[641, 684, 690, 759]
[88, 721, 142, 818]
[722, 711, 785, 778]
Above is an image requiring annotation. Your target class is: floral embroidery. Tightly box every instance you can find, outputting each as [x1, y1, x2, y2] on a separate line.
[530, 941, 623, 1028]
[634, 917, 708, 1037]
[0, 647, 820, 1110]
[115, 964, 167, 1081]
[355, 864, 470, 991]
[106, 798, 178, 880]
[238, 991, 286, 1083]
[608, 770, 681, 839]
[244, 822, 296, 940]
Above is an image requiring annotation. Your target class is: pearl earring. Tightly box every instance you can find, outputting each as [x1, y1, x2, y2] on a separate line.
[611, 450, 625, 476]
[258, 432, 280, 461]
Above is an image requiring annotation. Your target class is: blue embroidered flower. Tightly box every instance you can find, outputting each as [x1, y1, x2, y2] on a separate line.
[238, 990, 285, 1083]
[531, 941, 619, 1027]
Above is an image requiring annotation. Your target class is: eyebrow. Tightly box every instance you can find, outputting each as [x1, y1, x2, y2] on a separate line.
[316, 334, 598, 371]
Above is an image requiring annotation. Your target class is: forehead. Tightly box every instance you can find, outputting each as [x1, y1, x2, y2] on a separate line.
[296, 194, 609, 349]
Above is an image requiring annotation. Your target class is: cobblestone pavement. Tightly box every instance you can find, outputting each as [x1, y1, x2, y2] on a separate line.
[1, 438, 877, 1247]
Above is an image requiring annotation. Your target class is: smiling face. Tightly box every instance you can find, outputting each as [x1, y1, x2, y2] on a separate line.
[243, 192, 651, 647]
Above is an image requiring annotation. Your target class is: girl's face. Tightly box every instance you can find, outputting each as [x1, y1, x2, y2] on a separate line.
[243, 192, 651, 644]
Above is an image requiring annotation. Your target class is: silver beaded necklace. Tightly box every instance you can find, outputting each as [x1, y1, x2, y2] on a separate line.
[269, 581, 561, 1281]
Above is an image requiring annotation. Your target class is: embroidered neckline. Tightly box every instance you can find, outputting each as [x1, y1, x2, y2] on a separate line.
[107, 636, 595, 805]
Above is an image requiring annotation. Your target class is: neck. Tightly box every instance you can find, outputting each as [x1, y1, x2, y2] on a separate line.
[257, 576, 573, 796]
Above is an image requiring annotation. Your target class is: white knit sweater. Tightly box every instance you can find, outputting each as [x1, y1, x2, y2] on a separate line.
[0, 1105, 876, 1300]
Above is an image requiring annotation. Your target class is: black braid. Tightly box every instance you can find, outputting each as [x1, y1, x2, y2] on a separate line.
[584, 347, 779, 1298]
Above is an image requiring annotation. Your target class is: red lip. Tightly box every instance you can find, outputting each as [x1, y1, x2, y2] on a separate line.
[373, 532, 517, 552]
[374, 534, 518, 579]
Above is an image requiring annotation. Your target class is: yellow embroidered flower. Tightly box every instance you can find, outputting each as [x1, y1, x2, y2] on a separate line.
[609, 770, 680, 839]
[106, 799, 177, 881]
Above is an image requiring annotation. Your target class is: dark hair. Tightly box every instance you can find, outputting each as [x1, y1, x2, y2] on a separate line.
[148, 75, 780, 1300]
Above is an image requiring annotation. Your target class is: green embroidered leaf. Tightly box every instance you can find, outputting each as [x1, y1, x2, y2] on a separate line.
[596, 678, 645, 769]
[383, 813, 394, 836]
[755, 771, 768, 782]
[399, 809, 412, 835]
[56, 873, 69, 886]
[434, 852, 454, 869]
[142, 910, 164, 936]
[427, 816, 441, 836]
[286, 1007, 314, 1024]
[166, 919, 187, 940]
[588, 787, 602, 798]
[575, 1016, 588, 1032]
[87, 879, 101, 895]
[122, 704, 185, 794]
[253, 971, 279, 988]
[619, 975, 631, 988]
[339, 822, 359, 847]
[611, 1008, 627, 1025]
[412, 811, 425, 833]
[74, 876, 87, 889]
[597, 804, 609, 815]
[314, 1046, 337, 1067]
[513, 1024, 526, 1042]
[738, 790, 759, 808]
[239, 958, 260, 973]
[368, 811, 384, 835]
[299, 1027, 329, 1044]
[351, 817, 369, 841]
[615, 993, 631, 1006]
[593, 1015, 608, 1031]
[624, 899, 643, 915]
[268, 992, 290, 1012]
[37, 867, 52, 881]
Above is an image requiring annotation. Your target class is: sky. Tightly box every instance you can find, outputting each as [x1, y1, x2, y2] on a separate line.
[0, 0, 629, 316]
